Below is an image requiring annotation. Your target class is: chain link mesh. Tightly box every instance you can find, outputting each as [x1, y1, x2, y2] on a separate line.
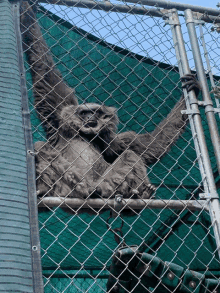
[20, 2, 220, 292]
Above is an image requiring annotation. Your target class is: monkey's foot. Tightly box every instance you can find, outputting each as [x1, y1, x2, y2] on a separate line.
[91, 174, 125, 198]
[142, 183, 157, 199]
[64, 169, 89, 198]
[92, 174, 156, 199]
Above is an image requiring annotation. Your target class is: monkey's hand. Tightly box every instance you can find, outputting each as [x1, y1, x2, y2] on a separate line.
[181, 74, 201, 97]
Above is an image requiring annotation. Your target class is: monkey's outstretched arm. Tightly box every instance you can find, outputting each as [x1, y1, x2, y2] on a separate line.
[137, 95, 187, 164]
[117, 96, 186, 165]
[117, 75, 200, 165]
[20, 2, 78, 139]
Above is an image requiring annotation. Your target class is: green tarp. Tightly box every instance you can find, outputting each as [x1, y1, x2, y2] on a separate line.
[24, 6, 220, 292]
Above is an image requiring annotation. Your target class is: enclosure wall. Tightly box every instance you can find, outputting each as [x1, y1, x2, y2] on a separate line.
[0, 0, 42, 291]
[19, 1, 220, 292]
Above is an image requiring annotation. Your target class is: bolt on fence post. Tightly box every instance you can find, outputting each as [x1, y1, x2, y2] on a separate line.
[166, 9, 220, 258]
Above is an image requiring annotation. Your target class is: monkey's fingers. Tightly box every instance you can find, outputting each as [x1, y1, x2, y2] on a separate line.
[75, 182, 89, 198]
[180, 73, 196, 81]
[65, 172, 76, 184]
[181, 76, 201, 97]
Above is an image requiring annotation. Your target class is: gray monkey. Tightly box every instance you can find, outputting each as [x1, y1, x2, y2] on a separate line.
[20, 2, 200, 204]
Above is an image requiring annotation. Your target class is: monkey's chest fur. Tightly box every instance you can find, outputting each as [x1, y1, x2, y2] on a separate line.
[36, 138, 110, 198]
[36, 136, 154, 200]
[59, 139, 109, 181]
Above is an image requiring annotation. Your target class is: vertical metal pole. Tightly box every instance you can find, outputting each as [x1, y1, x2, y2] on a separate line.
[198, 24, 220, 121]
[167, 9, 220, 258]
[168, 11, 208, 192]
[185, 9, 220, 175]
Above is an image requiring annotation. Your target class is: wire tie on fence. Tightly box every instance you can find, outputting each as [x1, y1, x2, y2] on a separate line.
[199, 192, 219, 199]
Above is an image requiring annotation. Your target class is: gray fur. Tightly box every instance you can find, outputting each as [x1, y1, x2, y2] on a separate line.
[21, 2, 195, 204]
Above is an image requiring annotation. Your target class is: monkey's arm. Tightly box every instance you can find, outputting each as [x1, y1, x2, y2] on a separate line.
[20, 2, 78, 138]
[117, 96, 187, 165]
[116, 74, 200, 165]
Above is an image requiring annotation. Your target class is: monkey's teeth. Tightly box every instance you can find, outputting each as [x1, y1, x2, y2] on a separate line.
[132, 189, 139, 195]
[147, 184, 156, 191]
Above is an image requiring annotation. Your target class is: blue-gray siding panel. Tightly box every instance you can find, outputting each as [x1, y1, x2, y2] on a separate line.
[0, 204, 29, 215]
[0, 0, 34, 291]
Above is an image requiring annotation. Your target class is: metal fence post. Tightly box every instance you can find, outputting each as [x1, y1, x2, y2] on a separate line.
[185, 9, 220, 175]
[167, 9, 220, 258]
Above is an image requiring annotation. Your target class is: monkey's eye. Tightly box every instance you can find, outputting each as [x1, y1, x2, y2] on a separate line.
[80, 110, 89, 117]
[96, 110, 104, 117]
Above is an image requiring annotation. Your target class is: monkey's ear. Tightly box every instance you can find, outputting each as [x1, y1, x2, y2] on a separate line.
[103, 105, 117, 115]
[103, 105, 119, 126]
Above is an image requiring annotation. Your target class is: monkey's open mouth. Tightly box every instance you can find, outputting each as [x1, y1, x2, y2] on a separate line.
[84, 120, 98, 128]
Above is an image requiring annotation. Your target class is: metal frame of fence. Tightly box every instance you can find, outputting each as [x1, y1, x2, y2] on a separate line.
[6, 0, 220, 291]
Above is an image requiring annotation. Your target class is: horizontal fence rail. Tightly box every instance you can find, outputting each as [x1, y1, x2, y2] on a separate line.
[38, 197, 208, 210]
[39, 0, 220, 23]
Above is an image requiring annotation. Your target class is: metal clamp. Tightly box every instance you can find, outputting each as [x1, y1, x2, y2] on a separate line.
[198, 101, 213, 107]
[214, 108, 220, 114]
[199, 193, 219, 200]
[163, 9, 180, 26]
[193, 19, 205, 25]
[164, 18, 179, 26]
[181, 109, 200, 115]
[197, 101, 220, 114]
[189, 98, 199, 105]
[185, 12, 205, 25]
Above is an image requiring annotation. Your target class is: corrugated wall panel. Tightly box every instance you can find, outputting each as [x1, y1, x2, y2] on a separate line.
[0, 0, 38, 291]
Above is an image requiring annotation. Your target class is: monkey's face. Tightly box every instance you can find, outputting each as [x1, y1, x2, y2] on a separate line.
[60, 103, 118, 138]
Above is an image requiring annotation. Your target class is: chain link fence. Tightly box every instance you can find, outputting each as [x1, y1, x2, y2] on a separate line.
[20, 1, 220, 292]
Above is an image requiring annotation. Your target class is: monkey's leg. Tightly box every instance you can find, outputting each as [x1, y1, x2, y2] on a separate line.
[35, 143, 73, 198]
[49, 156, 91, 199]
[93, 150, 156, 199]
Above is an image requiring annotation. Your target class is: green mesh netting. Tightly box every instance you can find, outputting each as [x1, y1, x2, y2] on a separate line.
[24, 6, 220, 292]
